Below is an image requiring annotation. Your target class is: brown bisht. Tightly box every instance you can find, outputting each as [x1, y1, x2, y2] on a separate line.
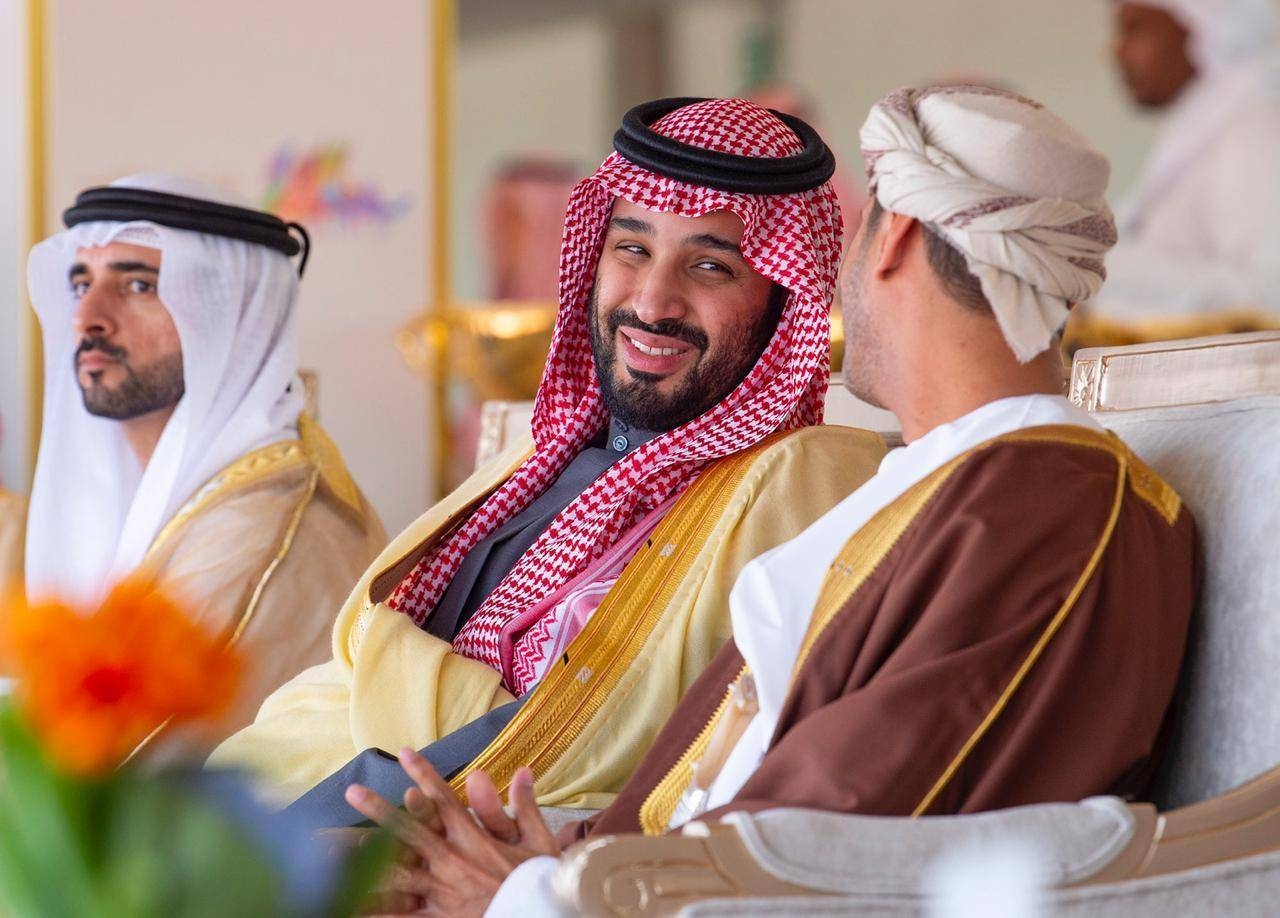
[567, 425, 1199, 840]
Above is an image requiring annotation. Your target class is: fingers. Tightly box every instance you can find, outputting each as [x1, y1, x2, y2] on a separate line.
[380, 860, 438, 899]
[394, 845, 424, 869]
[508, 767, 560, 856]
[345, 783, 446, 857]
[467, 770, 520, 844]
[345, 783, 403, 828]
[362, 887, 424, 917]
[398, 748, 478, 839]
[404, 787, 444, 834]
[398, 748, 454, 797]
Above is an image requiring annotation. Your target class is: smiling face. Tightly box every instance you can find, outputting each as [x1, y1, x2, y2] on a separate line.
[69, 242, 185, 421]
[587, 199, 783, 431]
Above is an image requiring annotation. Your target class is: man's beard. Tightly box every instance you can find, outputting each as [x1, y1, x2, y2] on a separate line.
[839, 255, 888, 410]
[76, 338, 185, 421]
[588, 287, 779, 432]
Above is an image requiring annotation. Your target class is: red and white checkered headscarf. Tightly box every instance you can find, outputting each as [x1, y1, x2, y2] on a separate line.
[389, 98, 842, 693]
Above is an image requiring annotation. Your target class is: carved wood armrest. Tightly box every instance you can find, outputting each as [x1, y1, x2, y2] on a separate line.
[1085, 767, 1280, 884]
[556, 822, 813, 917]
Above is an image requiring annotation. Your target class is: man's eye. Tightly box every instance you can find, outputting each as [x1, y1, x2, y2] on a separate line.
[695, 260, 731, 275]
[70, 281, 89, 298]
[616, 243, 648, 257]
[128, 279, 155, 294]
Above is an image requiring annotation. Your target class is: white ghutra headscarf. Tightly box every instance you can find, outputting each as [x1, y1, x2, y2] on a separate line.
[25, 173, 307, 603]
[860, 86, 1117, 362]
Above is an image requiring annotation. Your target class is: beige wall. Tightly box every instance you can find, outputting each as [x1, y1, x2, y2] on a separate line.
[668, 0, 762, 98]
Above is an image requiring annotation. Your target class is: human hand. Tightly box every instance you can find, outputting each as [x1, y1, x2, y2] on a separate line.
[346, 749, 561, 917]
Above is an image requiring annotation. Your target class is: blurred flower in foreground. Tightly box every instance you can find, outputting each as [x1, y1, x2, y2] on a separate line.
[0, 584, 389, 917]
[0, 580, 240, 776]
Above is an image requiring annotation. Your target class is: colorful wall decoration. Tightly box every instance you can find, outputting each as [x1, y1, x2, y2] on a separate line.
[262, 144, 412, 227]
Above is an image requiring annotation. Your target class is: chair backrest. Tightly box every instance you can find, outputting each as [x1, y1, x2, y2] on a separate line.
[474, 378, 901, 470]
[475, 399, 535, 468]
[1070, 330, 1280, 413]
[1071, 332, 1280, 809]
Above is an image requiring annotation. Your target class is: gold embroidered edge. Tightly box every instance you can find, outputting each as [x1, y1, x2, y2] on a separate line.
[638, 665, 748, 836]
[445, 431, 793, 805]
[299, 413, 363, 517]
[144, 438, 310, 563]
[124, 468, 323, 764]
[997, 425, 1180, 525]
[911, 449, 1129, 816]
[351, 442, 537, 655]
[639, 424, 1168, 825]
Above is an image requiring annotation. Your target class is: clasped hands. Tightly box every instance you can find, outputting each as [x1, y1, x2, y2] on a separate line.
[344, 749, 561, 917]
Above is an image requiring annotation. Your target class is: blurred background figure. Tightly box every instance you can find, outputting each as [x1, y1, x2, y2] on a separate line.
[482, 156, 580, 301]
[1094, 0, 1280, 321]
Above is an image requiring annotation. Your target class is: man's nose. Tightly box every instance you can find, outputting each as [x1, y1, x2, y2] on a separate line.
[630, 261, 689, 326]
[72, 285, 117, 340]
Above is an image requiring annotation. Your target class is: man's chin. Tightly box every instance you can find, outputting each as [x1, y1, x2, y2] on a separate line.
[604, 379, 691, 431]
[842, 372, 887, 410]
[79, 388, 158, 422]
[78, 383, 109, 410]
[622, 366, 667, 385]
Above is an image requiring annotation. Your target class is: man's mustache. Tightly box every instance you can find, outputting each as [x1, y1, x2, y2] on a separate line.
[75, 337, 127, 363]
[607, 308, 709, 352]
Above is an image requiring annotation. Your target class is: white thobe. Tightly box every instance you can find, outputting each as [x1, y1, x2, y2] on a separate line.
[1091, 59, 1280, 320]
[485, 395, 1101, 917]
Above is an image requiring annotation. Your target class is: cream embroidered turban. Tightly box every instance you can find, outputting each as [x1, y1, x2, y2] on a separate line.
[860, 86, 1118, 362]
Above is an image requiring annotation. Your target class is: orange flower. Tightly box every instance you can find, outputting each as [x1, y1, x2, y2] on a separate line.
[0, 580, 241, 776]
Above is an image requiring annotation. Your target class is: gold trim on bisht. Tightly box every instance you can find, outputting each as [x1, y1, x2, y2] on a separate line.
[298, 413, 362, 515]
[144, 413, 359, 563]
[125, 417, 357, 763]
[125, 468, 323, 766]
[446, 432, 791, 806]
[639, 666, 749, 836]
[145, 441, 308, 563]
[640, 425, 1182, 830]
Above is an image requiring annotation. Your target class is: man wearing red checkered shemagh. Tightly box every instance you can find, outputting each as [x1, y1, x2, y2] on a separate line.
[210, 98, 886, 823]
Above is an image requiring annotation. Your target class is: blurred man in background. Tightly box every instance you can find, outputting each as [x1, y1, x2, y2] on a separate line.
[1094, 0, 1280, 320]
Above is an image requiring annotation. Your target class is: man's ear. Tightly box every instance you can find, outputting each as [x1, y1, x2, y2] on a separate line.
[872, 212, 918, 279]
